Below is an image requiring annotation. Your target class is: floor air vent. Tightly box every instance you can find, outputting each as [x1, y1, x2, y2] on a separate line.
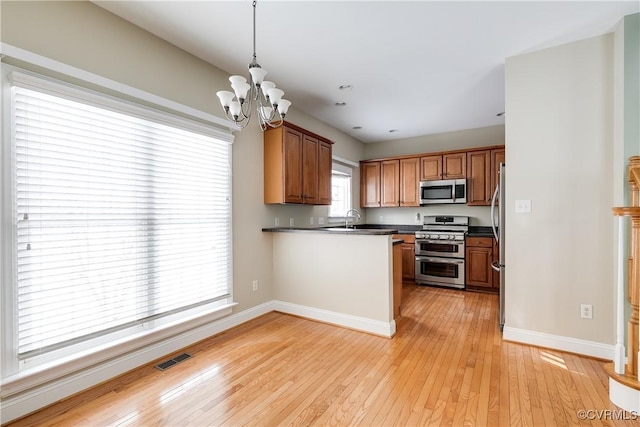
[155, 352, 192, 371]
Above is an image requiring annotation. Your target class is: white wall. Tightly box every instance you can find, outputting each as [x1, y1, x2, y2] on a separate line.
[504, 34, 615, 345]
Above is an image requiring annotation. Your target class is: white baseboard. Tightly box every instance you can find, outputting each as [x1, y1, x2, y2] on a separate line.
[503, 326, 614, 360]
[1, 301, 276, 424]
[272, 300, 396, 338]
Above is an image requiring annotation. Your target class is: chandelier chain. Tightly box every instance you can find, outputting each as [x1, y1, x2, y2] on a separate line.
[216, 0, 291, 130]
[252, 1, 257, 63]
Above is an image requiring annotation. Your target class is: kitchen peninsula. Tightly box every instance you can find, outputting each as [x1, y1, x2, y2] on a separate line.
[262, 226, 401, 337]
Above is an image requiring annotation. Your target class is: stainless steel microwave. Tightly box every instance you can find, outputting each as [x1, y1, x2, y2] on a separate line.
[419, 179, 467, 205]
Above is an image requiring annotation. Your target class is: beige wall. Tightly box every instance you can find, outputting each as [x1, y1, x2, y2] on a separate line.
[364, 125, 505, 160]
[505, 34, 614, 344]
[272, 233, 392, 323]
[364, 205, 493, 227]
[0, 1, 365, 314]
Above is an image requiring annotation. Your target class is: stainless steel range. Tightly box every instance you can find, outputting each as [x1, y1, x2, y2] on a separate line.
[415, 215, 469, 289]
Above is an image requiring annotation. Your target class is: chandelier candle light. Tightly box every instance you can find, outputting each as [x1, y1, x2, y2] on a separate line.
[216, 1, 291, 130]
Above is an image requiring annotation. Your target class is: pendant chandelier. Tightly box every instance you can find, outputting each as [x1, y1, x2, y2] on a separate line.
[216, 1, 291, 130]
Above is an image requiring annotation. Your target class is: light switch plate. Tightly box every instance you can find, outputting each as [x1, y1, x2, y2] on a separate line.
[515, 199, 531, 213]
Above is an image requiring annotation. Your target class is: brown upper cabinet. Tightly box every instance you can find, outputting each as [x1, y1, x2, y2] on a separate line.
[466, 150, 492, 206]
[399, 158, 420, 207]
[467, 148, 505, 206]
[381, 160, 400, 207]
[318, 140, 332, 205]
[361, 145, 503, 208]
[302, 134, 319, 204]
[361, 162, 381, 207]
[264, 122, 333, 205]
[491, 148, 505, 202]
[420, 153, 466, 181]
[361, 157, 421, 208]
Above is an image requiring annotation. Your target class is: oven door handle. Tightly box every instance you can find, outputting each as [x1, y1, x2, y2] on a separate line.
[416, 256, 464, 265]
[416, 239, 459, 245]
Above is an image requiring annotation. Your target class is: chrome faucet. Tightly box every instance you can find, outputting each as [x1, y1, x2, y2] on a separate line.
[345, 209, 361, 228]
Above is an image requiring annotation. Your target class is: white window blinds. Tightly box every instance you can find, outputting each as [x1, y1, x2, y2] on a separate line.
[12, 74, 232, 359]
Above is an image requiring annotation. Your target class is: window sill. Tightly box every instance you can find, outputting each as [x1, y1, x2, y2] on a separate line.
[0, 302, 237, 398]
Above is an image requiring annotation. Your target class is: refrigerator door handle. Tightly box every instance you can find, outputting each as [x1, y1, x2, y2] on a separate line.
[490, 185, 499, 242]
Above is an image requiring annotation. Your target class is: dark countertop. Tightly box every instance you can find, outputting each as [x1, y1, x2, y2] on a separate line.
[262, 226, 399, 236]
[348, 224, 423, 234]
[467, 226, 495, 237]
[262, 223, 424, 236]
[262, 224, 493, 237]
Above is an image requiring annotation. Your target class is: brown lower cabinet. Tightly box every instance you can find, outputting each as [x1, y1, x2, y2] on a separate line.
[465, 236, 498, 293]
[393, 233, 415, 282]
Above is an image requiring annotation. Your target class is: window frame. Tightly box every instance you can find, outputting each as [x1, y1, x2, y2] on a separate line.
[0, 63, 235, 390]
[328, 161, 354, 222]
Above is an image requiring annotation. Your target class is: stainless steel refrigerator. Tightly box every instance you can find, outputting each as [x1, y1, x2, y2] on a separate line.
[491, 163, 506, 330]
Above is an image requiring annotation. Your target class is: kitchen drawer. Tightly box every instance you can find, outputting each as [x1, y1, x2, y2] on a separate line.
[393, 233, 415, 244]
[466, 236, 492, 247]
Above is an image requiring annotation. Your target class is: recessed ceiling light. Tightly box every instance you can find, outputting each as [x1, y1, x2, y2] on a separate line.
[352, 126, 362, 130]
[389, 129, 399, 133]
[338, 84, 353, 91]
[335, 102, 347, 106]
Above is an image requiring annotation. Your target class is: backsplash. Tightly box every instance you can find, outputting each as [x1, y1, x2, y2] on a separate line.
[363, 205, 493, 226]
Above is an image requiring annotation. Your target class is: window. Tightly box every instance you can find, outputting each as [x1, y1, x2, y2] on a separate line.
[329, 162, 352, 218]
[4, 70, 232, 369]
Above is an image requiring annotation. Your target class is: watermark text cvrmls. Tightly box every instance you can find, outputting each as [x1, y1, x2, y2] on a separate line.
[577, 409, 639, 421]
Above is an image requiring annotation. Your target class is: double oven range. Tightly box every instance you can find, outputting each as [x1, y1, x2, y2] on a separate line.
[414, 215, 468, 289]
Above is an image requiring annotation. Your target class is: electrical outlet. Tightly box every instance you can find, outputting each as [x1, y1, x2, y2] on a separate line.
[414, 212, 421, 224]
[580, 304, 593, 319]
[289, 218, 294, 227]
[275, 217, 280, 227]
[379, 215, 384, 222]
[252, 280, 258, 291]
[318, 217, 325, 225]
[310, 216, 314, 225]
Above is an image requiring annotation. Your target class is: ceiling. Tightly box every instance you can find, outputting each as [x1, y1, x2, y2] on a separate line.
[94, 1, 638, 143]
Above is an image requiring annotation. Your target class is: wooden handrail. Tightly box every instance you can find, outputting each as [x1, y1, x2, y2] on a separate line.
[612, 155, 640, 378]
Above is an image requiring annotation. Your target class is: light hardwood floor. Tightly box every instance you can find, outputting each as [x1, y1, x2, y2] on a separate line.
[7, 285, 636, 426]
